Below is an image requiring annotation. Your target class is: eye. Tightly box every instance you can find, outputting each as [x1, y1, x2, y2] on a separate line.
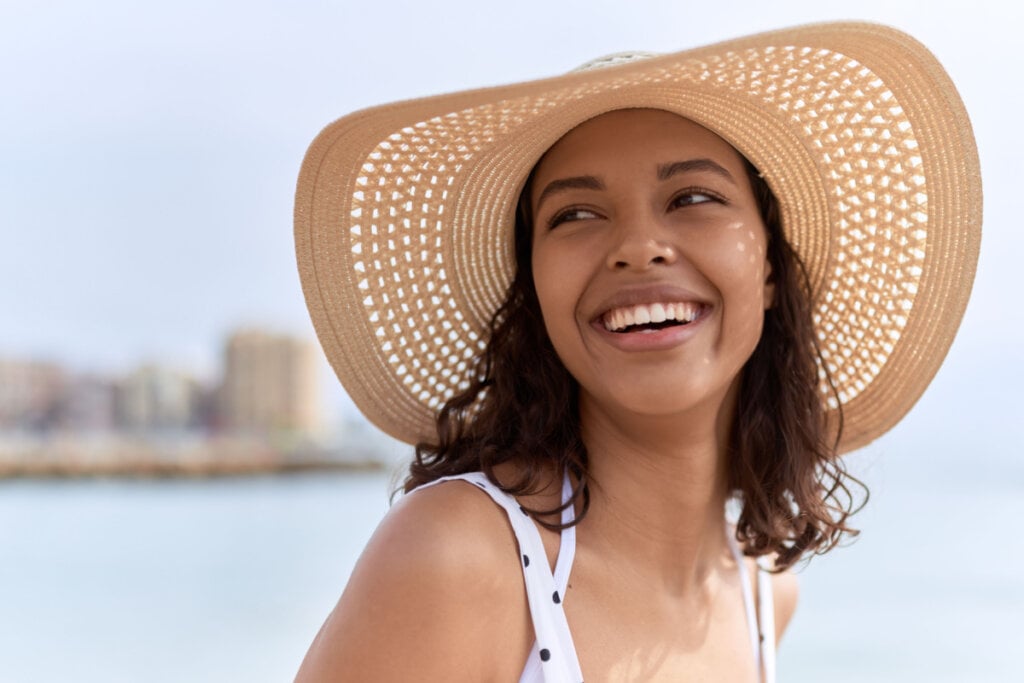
[547, 206, 601, 229]
[669, 188, 724, 209]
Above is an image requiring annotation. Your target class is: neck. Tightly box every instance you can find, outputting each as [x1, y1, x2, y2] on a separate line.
[575, 389, 737, 595]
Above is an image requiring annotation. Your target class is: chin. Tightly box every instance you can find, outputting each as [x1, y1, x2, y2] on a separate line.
[582, 376, 734, 424]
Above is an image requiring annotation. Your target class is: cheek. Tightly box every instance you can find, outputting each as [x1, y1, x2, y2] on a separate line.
[714, 231, 770, 288]
[532, 250, 557, 312]
[531, 243, 603, 388]
[531, 248, 578, 343]
[712, 230, 772, 338]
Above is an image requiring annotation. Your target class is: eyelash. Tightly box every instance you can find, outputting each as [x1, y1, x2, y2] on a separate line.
[547, 207, 599, 229]
[546, 187, 726, 229]
[669, 186, 726, 208]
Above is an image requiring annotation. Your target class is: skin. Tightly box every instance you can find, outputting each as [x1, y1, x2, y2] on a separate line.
[295, 110, 799, 682]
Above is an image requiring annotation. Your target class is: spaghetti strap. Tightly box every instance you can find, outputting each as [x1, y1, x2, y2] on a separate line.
[757, 564, 777, 683]
[551, 472, 576, 594]
[728, 535, 777, 683]
[417, 472, 584, 683]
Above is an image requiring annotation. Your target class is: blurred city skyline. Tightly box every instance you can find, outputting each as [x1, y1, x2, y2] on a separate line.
[0, 327, 411, 475]
[1, 327, 323, 432]
[0, 326, 362, 430]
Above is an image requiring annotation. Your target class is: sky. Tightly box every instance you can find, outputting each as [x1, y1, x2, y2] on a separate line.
[1, 0, 1020, 430]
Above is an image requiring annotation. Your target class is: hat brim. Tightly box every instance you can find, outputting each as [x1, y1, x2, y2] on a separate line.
[295, 21, 981, 452]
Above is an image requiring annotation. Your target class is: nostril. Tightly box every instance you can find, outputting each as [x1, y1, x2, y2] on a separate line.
[607, 239, 676, 270]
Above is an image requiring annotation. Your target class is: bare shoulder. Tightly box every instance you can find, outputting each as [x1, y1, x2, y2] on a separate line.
[295, 479, 531, 682]
[770, 568, 800, 643]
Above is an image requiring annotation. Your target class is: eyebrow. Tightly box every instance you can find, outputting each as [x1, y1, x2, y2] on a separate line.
[657, 158, 737, 184]
[534, 175, 604, 209]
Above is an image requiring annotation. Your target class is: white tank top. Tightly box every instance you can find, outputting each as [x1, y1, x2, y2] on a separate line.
[419, 471, 776, 683]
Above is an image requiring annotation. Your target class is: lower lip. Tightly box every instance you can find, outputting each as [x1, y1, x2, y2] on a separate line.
[590, 310, 708, 352]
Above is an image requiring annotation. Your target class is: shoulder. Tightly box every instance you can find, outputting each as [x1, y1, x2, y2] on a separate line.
[295, 478, 532, 682]
[769, 568, 799, 643]
[376, 477, 523, 570]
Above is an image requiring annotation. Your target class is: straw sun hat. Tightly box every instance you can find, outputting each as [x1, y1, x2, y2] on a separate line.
[295, 22, 981, 453]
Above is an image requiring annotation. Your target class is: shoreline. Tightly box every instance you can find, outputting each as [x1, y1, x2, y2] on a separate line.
[0, 431, 394, 480]
[0, 457, 386, 480]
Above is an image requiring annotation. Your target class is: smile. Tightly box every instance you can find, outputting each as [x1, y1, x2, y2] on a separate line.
[601, 301, 703, 333]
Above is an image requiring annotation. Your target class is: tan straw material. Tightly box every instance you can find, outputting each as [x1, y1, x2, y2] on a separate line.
[295, 22, 981, 453]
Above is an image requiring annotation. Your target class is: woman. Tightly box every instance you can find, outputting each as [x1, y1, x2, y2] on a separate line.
[293, 23, 980, 682]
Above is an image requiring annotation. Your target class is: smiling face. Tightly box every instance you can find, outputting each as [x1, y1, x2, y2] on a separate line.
[529, 109, 774, 423]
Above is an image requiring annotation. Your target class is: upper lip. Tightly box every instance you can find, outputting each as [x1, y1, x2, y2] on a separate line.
[589, 284, 710, 324]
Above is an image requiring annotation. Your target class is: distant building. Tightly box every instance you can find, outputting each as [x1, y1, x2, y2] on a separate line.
[218, 329, 322, 435]
[59, 374, 117, 433]
[0, 358, 65, 431]
[115, 364, 204, 433]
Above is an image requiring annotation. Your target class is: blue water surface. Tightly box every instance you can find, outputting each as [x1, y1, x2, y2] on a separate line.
[1, 435, 1020, 682]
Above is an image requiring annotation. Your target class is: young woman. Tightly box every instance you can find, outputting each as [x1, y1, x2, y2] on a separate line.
[292, 23, 980, 682]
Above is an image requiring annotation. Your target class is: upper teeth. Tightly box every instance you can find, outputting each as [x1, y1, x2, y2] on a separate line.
[602, 302, 701, 332]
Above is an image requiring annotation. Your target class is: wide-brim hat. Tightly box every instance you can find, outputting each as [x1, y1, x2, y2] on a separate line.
[295, 22, 981, 454]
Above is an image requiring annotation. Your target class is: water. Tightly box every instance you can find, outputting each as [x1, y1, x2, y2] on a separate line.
[0, 471, 393, 683]
[1, 443, 1021, 682]
[779, 440, 1024, 682]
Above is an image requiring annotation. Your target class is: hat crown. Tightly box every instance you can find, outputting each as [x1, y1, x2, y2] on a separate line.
[571, 51, 661, 73]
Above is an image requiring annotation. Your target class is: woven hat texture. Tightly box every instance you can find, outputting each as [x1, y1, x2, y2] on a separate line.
[295, 22, 981, 452]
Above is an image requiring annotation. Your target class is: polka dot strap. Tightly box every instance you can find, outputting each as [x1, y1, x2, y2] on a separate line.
[418, 472, 584, 683]
[756, 565, 777, 683]
[731, 534, 777, 683]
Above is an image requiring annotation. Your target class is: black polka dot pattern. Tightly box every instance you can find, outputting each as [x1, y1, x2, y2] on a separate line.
[444, 472, 587, 681]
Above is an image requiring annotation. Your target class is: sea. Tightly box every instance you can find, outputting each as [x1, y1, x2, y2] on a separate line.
[2, 431, 1021, 682]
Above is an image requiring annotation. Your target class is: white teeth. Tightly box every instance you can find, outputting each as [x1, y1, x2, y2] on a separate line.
[601, 302, 700, 332]
[649, 303, 666, 323]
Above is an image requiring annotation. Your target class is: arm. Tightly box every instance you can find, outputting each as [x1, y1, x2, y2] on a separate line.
[294, 480, 532, 682]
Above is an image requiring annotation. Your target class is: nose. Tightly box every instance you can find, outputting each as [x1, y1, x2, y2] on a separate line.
[606, 224, 678, 271]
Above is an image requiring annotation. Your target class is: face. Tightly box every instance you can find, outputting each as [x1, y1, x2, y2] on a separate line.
[529, 109, 774, 422]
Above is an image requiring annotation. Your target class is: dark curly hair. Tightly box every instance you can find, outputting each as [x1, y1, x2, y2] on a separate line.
[403, 149, 865, 570]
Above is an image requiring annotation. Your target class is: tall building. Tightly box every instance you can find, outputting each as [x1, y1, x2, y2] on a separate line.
[115, 364, 203, 433]
[219, 329, 322, 434]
